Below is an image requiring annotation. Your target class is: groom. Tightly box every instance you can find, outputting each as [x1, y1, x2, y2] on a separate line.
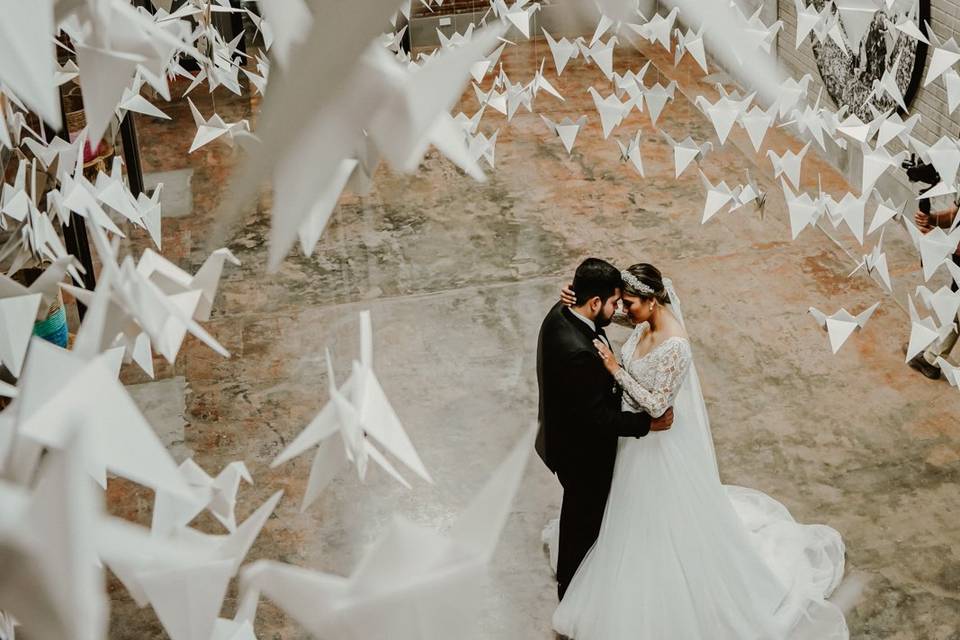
[536, 258, 674, 599]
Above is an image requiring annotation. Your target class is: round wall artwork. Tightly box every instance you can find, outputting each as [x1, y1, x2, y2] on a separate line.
[809, 0, 929, 119]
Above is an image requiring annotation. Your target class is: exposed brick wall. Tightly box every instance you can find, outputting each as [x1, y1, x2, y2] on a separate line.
[777, 0, 959, 145]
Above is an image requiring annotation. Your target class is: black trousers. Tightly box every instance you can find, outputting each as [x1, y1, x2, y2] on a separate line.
[556, 478, 610, 600]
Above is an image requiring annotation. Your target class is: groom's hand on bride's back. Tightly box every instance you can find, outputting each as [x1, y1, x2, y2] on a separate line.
[650, 407, 674, 431]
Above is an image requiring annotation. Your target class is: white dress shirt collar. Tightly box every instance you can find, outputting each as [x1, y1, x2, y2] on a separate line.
[568, 307, 596, 333]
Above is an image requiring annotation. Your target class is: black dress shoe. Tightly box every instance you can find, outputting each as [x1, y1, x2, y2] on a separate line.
[908, 353, 942, 380]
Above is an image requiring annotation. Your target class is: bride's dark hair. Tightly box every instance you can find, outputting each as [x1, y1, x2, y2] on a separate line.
[622, 263, 671, 305]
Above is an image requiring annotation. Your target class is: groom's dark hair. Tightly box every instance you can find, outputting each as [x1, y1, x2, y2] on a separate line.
[572, 258, 622, 306]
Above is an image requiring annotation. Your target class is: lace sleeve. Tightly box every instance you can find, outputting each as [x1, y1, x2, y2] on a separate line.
[614, 338, 691, 418]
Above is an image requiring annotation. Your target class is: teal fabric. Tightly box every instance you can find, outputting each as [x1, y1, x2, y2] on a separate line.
[33, 304, 68, 348]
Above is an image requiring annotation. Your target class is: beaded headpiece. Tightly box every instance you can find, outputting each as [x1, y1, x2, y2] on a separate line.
[621, 270, 655, 296]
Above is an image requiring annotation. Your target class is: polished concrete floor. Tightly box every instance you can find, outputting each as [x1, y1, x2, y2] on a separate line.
[103, 38, 960, 639]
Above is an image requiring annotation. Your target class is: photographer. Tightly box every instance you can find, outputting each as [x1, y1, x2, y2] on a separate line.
[908, 202, 960, 379]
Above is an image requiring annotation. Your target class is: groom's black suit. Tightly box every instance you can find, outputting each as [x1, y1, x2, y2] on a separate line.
[536, 302, 653, 599]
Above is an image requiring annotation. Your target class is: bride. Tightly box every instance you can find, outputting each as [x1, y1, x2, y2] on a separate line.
[548, 263, 848, 639]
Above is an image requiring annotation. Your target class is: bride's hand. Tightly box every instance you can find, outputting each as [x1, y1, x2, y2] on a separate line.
[593, 339, 620, 374]
[560, 282, 576, 307]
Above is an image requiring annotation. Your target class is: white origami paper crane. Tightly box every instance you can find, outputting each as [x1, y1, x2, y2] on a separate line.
[825, 191, 869, 245]
[867, 192, 904, 235]
[382, 25, 408, 53]
[874, 109, 918, 147]
[616, 130, 645, 176]
[808, 302, 880, 353]
[588, 86, 634, 139]
[92, 156, 144, 226]
[241, 52, 270, 96]
[868, 54, 908, 111]
[271, 311, 432, 511]
[152, 459, 253, 537]
[468, 129, 499, 169]
[136, 247, 240, 323]
[61, 228, 232, 366]
[629, 7, 680, 52]
[132, 184, 164, 249]
[902, 222, 960, 281]
[438, 24, 476, 51]
[795, 0, 826, 48]
[836, 112, 879, 145]
[102, 490, 283, 640]
[0, 0, 61, 126]
[0, 159, 32, 224]
[782, 94, 829, 150]
[674, 26, 708, 73]
[541, 28, 582, 75]
[117, 74, 170, 121]
[944, 69, 960, 114]
[641, 80, 676, 127]
[541, 115, 588, 155]
[728, 171, 766, 216]
[948, 259, 960, 291]
[58, 167, 127, 238]
[834, 0, 881, 49]
[368, 24, 506, 171]
[187, 98, 251, 153]
[589, 12, 619, 46]
[10, 337, 196, 497]
[767, 141, 811, 190]
[453, 105, 486, 135]
[906, 294, 955, 361]
[20, 133, 83, 181]
[0, 256, 79, 376]
[661, 129, 712, 178]
[0, 380, 17, 398]
[911, 135, 960, 188]
[781, 179, 824, 239]
[48, 47, 76, 83]
[849, 230, 893, 291]
[0, 431, 108, 640]
[581, 36, 618, 80]
[888, 10, 929, 45]
[612, 64, 650, 104]
[915, 284, 960, 327]
[501, 74, 534, 120]
[695, 87, 754, 146]
[75, 42, 148, 145]
[739, 103, 776, 152]
[861, 143, 907, 194]
[0, 293, 40, 378]
[474, 82, 508, 115]
[210, 618, 257, 640]
[772, 74, 812, 118]
[935, 357, 960, 388]
[243, 426, 535, 640]
[471, 42, 506, 83]
[923, 23, 960, 87]
[527, 58, 564, 101]
[494, 0, 540, 39]
[699, 169, 743, 223]
[262, 23, 504, 270]
[1, 205, 80, 276]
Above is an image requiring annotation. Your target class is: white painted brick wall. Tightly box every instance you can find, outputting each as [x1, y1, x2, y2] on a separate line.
[773, 0, 960, 204]
[777, 0, 960, 145]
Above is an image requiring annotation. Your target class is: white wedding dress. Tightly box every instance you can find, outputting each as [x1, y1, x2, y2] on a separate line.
[548, 308, 848, 639]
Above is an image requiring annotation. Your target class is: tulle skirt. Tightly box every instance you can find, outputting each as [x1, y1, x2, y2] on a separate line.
[546, 412, 848, 640]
